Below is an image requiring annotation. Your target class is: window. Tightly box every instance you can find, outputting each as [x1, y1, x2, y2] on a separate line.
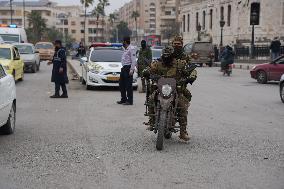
[0, 48, 11, 60]
[64, 28, 68, 34]
[165, 11, 171, 15]
[183, 15, 186, 32]
[196, 12, 199, 30]
[88, 28, 97, 34]
[89, 20, 97, 25]
[71, 30, 76, 34]
[71, 21, 76, 26]
[202, 11, 206, 30]
[210, 9, 213, 29]
[227, 5, 231, 26]
[63, 20, 68, 25]
[187, 14, 190, 32]
[0, 65, 6, 79]
[220, 6, 224, 20]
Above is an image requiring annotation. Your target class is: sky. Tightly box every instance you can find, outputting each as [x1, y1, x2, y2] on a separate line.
[14, 0, 131, 14]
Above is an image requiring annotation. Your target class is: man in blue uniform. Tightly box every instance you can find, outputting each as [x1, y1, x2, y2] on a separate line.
[48, 40, 69, 98]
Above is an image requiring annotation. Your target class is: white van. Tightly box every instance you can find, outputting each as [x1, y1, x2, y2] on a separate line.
[0, 25, 28, 43]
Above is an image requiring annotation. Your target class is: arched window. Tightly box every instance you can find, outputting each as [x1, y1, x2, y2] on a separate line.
[227, 5, 231, 26]
[210, 9, 213, 29]
[202, 11, 206, 30]
[187, 14, 190, 32]
[220, 6, 224, 20]
[183, 15, 186, 32]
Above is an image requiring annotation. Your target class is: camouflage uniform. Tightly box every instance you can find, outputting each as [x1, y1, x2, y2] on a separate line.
[144, 52, 197, 139]
[137, 47, 152, 92]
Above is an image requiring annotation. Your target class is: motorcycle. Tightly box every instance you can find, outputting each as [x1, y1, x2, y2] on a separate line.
[145, 64, 196, 150]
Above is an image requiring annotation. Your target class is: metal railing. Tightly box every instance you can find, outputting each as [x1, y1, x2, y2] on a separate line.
[234, 46, 284, 60]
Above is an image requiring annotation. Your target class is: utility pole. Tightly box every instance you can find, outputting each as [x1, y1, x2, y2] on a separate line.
[10, 0, 13, 25]
[23, 0, 25, 28]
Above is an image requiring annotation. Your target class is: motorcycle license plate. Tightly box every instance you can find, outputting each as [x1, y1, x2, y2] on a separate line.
[107, 76, 120, 81]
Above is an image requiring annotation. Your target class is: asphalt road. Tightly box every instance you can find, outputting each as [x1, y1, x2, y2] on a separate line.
[0, 64, 283, 189]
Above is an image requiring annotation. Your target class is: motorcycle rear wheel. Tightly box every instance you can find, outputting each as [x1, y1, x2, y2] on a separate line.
[156, 111, 166, 151]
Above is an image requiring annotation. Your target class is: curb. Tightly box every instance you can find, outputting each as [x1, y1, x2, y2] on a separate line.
[213, 62, 255, 70]
[67, 60, 82, 81]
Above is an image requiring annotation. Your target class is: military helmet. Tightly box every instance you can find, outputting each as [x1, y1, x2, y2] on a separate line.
[172, 35, 183, 44]
[162, 46, 174, 57]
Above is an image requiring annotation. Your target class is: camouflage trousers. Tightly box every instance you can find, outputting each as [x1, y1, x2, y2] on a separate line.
[147, 89, 191, 132]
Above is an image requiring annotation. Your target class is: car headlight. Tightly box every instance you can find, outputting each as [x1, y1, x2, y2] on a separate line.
[251, 66, 256, 70]
[162, 84, 172, 97]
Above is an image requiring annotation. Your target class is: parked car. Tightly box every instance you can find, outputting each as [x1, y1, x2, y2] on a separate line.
[280, 74, 284, 103]
[14, 43, 40, 73]
[35, 42, 54, 61]
[0, 43, 24, 81]
[0, 64, 16, 134]
[81, 43, 138, 90]
[250, 55, 284, 84]
[184, 41, 214, 67]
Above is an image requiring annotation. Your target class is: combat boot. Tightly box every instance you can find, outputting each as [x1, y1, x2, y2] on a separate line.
[179, 126, 190, 141]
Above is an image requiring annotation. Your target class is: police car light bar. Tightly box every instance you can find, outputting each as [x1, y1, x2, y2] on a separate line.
[0, 24, 18, 28]
[90, 42, 123, 48]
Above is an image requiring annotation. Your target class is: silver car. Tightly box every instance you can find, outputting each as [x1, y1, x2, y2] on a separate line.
[280, 74, 284, 103]
[14, 43, 40, 73]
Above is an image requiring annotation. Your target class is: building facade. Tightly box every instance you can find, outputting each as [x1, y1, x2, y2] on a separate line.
[180, 0, 284, 46]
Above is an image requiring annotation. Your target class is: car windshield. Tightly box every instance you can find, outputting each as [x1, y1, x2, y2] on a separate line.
[152, 49, 162, 58]
[90, 49, 123, 62]
[15, 45, 33, 54]
[0, 34, 19, 43]
[0, 48, 11, 59]
[35, 43, 53, 49]
[192, 43, 212, 51]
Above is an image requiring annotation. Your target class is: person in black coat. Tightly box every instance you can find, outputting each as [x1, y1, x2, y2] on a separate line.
[48, 40, 69, 98]
[270, 37, 281, 60]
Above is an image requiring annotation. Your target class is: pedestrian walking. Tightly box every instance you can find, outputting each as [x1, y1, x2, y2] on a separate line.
[76, 42, 86, 66]
[137, 40, 152, 93]
[214, 45, 219, 62]
[48, 40, 69, 98]
[270, 37, 281, 60]
[117, 36, 137, 105]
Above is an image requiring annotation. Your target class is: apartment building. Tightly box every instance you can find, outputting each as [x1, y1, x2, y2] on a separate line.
[0, 0, 107, 46]
[180, 0, 284, 45]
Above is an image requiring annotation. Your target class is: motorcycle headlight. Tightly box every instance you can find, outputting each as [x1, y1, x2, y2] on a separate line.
[162, 84, 172, 97]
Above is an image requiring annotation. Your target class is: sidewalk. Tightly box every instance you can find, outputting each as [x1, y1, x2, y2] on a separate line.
[67, 58, 82, 81]
[213, 62, 257, 70]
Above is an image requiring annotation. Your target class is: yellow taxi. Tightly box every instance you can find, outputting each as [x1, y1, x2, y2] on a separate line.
[0, 44, 24, 81]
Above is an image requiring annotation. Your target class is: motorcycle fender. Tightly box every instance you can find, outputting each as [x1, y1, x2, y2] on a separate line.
[158, 96, 174, 111]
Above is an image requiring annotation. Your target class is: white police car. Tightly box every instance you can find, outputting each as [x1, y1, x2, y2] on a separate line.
[81, 43, 138, 90]
[0, 64, 16, 134]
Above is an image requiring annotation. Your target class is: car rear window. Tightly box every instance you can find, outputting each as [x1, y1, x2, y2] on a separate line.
[0, 48, 11, 59]
[35, 43, 53, 49]
[15, 45, 33, 54]
[192, 43, 213, 51]
[90, 49, 124, 62]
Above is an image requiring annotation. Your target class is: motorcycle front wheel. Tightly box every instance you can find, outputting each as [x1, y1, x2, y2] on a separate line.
[156, 110, 167, 151]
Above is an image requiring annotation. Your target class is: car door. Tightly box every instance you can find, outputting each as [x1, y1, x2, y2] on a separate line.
[269, 56, 284, 81]
[13, 47, 22, 79]
[0, 65, 10, 125]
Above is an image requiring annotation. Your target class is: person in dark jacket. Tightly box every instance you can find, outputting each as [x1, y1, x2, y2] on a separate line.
[48, 40, 69, 98]
[220, 45, 234, 70]
[214, 45, 219, 62]
[270, 37, 281, 60]
[76, 42, 86, 57]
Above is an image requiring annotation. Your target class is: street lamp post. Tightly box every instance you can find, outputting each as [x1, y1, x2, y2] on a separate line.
[10, 0, 13, 25]
[250, 11, 258, 59]
[196, 23, 201, 41]
[219, 19, 225, 47]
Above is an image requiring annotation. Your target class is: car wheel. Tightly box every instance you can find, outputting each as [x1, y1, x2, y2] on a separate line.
[82, 78, 86, 85]
[257, 71, 267, 84]
[1, 103, 16, 135]
[280, 83, 284, 103]
[86, 84, 92, 90]
[32, 63, 37, 73]
[37, 62, 40, 71]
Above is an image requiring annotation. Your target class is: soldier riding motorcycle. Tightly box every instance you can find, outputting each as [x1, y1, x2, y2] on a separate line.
[143, 47, 197, 150]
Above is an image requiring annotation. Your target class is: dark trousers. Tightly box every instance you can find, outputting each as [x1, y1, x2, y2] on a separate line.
[119, 65, 133, 104]
[55, 82, 67, 96]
